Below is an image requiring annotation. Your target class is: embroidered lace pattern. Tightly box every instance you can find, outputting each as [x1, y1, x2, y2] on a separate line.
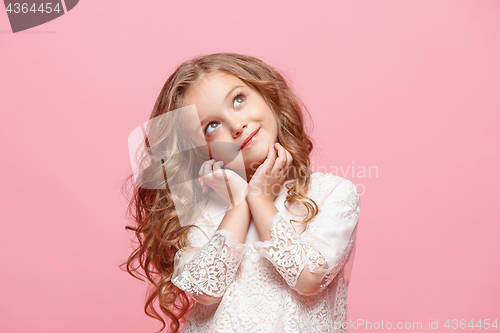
[329, 180, 361, 221]
[253, 212, 328, 290]
[254, 177, 360, 293]
[333, 272, 348, 333]
[176, 173, 360, 332]
[172, 229, 246, 298]
[309, 172, 338, 204]
[182, 249, 339, 333]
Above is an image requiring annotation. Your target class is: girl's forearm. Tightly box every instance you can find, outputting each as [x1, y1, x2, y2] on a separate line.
[216, 200, 251, 244]
[176, 204, 250, 305]
[247, 197, 278, 242]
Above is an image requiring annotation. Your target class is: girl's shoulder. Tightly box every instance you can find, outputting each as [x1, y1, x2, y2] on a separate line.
[308, 172, 354, 204]
[309, 171, 348, 189]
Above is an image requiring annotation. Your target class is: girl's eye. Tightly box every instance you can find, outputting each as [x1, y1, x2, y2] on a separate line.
[204, 92, 245, 136]
[205, 122, 220, 135]
[233, 93, 245, 108]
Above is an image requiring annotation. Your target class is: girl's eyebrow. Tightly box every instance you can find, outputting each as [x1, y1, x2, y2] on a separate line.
[225, 85, 245, 102]
[199, 85, 246, 127]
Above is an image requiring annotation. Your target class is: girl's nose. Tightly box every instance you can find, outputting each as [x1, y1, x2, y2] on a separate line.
[230, 117, 248, 139]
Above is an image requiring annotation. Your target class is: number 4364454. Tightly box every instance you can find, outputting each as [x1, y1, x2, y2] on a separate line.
[444, 319, 498, 330]
[5, 3, 62, 14]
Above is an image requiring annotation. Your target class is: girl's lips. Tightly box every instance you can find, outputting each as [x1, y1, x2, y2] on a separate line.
[240, 128, 260, 150]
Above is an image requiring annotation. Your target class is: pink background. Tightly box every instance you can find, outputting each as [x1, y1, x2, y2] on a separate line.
[1, 1, 499, 332]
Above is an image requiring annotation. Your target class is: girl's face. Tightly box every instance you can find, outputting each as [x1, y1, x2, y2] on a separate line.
[182, 72, 279, 173]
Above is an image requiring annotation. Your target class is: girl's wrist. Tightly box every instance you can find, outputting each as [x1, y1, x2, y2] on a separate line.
[228, 198, 250, 211]
[246, 194, 275, 208]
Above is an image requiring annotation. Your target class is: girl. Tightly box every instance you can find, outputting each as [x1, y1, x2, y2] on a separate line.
[123, 53, 361, 333]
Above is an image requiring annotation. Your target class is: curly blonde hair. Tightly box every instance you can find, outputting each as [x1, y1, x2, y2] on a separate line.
[121, 53, 319, 332]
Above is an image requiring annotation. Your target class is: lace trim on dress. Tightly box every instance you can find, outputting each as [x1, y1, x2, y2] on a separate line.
[179, 174, 361, 333]
[254, 212, 328, 290]
[309, 172, 338, 204]
[171, 229, 247, 298]
[330, 179, 360, 221]
[333, 271, 348, 333]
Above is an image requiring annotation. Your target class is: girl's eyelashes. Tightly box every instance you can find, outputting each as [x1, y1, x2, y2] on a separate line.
[204, 91, 247, 136]
[233, 92, 246, 108]
[205, 121, 220, 135]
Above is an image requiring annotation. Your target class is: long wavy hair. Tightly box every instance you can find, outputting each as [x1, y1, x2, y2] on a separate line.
[121, 53, 319, 332]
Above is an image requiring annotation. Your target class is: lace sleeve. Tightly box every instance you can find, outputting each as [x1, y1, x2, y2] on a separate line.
[253, 178, 360, 294]
[172, 225, 247, 300]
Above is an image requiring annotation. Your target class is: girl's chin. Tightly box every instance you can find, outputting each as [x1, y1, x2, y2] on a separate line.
[225, 151, 267, 170]
[223, 160, 263, 180]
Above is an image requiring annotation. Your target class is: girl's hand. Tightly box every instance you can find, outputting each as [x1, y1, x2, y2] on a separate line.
[199, 159, 248, 207]
[247, 143, 293, 204]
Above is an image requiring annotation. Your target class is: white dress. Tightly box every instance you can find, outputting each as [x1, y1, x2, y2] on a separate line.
[172, 172, 361, 333]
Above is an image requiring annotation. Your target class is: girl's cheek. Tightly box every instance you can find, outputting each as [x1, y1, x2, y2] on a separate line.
[197, 144, 210, 157]
[196, 131, 206, 144]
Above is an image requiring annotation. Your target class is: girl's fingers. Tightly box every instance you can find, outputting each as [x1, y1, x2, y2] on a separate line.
[281, 144, 289, 169]
[199, 160, 208, 177]
[206, 159, 215, 176]
[273, 143, 287, 173]
[200, 159, 216, 177]
[285, 149, 293, 170]
[283, 150, 293, 179]
[264, 144, 276, 168]
[212, 161, 224, 179]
